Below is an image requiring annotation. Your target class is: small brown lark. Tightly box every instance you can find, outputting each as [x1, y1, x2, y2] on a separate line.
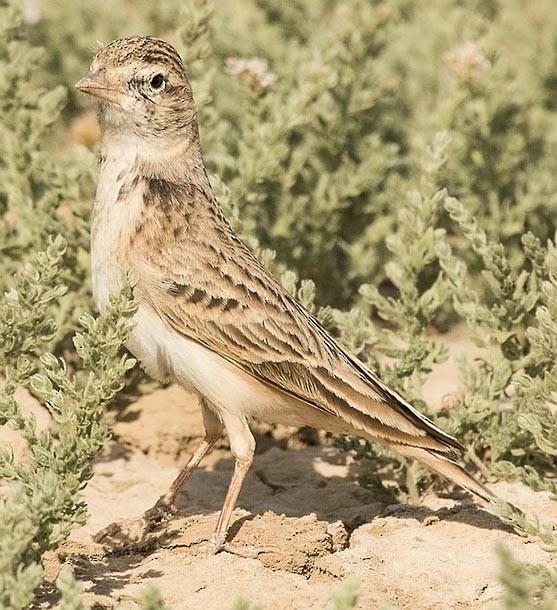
[76, 36, 493, 557]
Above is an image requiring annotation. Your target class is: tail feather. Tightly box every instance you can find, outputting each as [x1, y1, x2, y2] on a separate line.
[394, 444, 495, 503]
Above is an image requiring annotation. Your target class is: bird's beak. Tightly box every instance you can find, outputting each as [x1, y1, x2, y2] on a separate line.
[75, 71, 121, 103]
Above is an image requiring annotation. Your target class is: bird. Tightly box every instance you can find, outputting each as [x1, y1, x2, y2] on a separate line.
[75, 36, 494, 557]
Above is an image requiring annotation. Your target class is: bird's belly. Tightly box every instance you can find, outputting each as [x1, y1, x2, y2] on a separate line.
[128, 305, 331, 425]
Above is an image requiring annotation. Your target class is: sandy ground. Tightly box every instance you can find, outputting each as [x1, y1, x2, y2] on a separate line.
[5, 332, 557, 609]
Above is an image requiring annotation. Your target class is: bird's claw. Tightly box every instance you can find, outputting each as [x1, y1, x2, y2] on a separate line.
[205, 535, 277, 558]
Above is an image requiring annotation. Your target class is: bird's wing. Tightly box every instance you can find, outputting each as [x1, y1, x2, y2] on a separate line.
[135, 179, 463, 458]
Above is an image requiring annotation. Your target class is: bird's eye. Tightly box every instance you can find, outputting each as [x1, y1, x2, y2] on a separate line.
[150, 73, 165, 90]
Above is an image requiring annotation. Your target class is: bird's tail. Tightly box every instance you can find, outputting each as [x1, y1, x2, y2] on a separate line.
[394, 444, 494, 503]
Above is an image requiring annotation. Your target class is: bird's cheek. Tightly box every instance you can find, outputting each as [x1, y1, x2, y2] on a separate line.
[100, 103, 132, 131]
[119, 95, 144, 115]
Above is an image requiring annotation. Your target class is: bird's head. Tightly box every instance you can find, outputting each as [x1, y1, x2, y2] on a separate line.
[76, 36, 197, 141]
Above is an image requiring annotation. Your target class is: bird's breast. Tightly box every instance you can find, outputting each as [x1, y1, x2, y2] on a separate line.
[91, 159, 143, 313]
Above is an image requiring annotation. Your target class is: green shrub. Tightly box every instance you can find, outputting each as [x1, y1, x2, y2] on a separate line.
[0, 3, 136, 607]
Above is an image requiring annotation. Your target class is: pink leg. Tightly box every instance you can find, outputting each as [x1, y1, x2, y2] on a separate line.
[148, 402, 224, 512]
[207, 413, 275, 558]
[95, 401, 223, 545]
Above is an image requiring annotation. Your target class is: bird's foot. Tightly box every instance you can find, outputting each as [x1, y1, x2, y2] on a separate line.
[94, 501, 176, 547]
[205, 534, 277, 559]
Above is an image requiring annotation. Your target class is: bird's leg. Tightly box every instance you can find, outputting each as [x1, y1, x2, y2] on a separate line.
[207, 414, 275, 558]
[153, 404, 223, 513]
[95, 401, 223, 545]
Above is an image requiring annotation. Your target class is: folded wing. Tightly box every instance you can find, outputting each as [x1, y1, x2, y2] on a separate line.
[136, 183, 459, 452]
